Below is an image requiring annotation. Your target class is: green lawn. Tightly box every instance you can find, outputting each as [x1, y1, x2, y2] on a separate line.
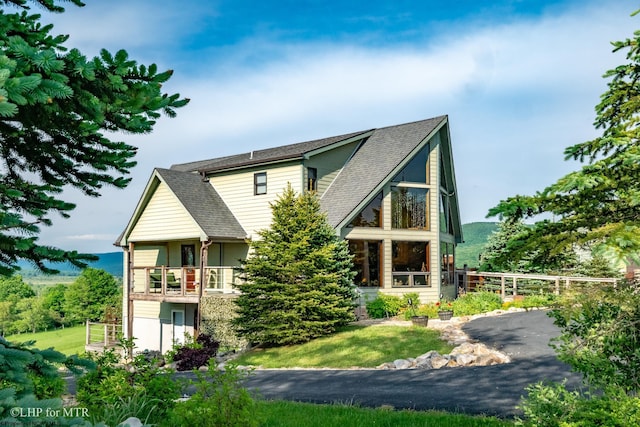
[234, 325, 454, 368]
[5, 324, 86, 355]
[255, 400, 512, 427]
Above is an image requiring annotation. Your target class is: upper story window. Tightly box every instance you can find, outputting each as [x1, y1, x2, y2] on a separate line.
[254, 172, 267, 195]
[307, 167, 317, 192]
[349, 191, 383, 228]
[391, 186, 428, 230]
[440, 191, 453, 233]
[392, 144, 430, 184]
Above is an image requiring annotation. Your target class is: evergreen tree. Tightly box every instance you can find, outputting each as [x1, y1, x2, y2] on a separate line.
[479, 219, 577, 273]
[488, 12, 640, 267]
[479, 219, 533, 273]
[0, 1, 188, 275]
[234, 185, 356, 346]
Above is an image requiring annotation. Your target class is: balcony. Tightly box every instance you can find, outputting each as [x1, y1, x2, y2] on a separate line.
[129, 266, 244, 302]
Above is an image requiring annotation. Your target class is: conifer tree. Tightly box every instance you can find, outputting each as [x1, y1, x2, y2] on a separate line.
[0, 1, 189, 275]
[234, 185, 356, 346]
[479, 219, 577, 273]
[488, 13, 640, 266]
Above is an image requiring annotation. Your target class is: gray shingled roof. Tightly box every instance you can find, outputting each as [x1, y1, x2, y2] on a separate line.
[171, 130, 371, 173]
[156, 168, 247, 240]
[320, 116, 447, 227]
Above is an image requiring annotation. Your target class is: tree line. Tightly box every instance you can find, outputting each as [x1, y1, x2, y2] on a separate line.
[0, 268, 121, 335]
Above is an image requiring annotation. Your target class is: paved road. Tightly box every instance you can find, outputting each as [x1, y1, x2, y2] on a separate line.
[237, 310, 583, 418]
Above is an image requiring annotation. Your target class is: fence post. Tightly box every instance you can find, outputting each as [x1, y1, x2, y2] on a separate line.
[85, 320, 90, 346]
[512, 277, 517, 297]
[555, 278, 560, 295]
[501, 275, 506, 300]
[104, 323, 108, 347]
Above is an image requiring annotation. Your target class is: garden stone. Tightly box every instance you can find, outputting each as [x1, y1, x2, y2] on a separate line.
[118, 417, 142, 427]
[446, 359, 459, 368]
[430, 355, 450, 369]
[393, 359, 413, 369]
[454, 353, 476, 366]
[415, 358, 433, 369]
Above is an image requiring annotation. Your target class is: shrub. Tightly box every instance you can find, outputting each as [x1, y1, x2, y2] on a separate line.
[451, 292, 502, 316]
[366, 294, 404, 318]
[76, 340, 180, 425]
[516, 294, 558, 310]
[172, 333, 220, 371]
[161, 360, 258, 427]
[550, 283, 640, 393]
[518, 383, 640, 427]
[517, 382, 579, 426]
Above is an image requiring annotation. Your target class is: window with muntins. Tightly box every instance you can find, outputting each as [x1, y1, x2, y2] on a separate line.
[392, 241, 430, 287]
[254, 172, 267, 195]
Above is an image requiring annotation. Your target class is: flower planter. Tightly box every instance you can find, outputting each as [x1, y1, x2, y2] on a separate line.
[438, 310, 454, 321]
[411, 316, 429, 327]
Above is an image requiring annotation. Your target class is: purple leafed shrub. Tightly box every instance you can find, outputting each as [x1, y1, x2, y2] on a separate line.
[174, 334, 220, 371]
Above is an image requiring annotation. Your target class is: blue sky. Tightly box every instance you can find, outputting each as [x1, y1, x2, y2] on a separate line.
[26, 0, 637, 253]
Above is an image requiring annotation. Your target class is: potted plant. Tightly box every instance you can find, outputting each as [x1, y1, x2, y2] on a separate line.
[436, 301, 454, 321]
[406, 296, 428, 327]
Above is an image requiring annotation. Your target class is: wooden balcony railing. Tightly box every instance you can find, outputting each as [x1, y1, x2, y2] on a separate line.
[85, 321, 122, 351]
[130, 266, 244, 298]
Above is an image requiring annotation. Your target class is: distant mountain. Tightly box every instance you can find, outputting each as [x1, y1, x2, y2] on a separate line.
[17, 251, 123, 278]
[456, 222, 499, 268]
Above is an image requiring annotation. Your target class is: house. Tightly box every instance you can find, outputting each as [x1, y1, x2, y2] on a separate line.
[117, 115, 463, 352]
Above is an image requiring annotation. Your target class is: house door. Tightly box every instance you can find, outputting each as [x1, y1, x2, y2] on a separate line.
[172, 310, 185, 345]
[181, 245, 196, 291]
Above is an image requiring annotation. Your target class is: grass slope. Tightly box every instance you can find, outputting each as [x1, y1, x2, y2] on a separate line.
[456, 222, 498, 268]
[5, 324, 86, 356]
[234, 325, 454, 368]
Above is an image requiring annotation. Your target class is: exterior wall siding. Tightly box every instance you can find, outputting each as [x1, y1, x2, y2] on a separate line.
[134, 300, 161, 318]
[305, 140, 361, 196]
[132, 317, 161, 352]
[128, 182, 202, 242]
[209, 162, 303, 239]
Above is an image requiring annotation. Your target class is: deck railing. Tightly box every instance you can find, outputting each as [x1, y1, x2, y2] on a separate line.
[86, 321, 122, 348]
[130, 266, 244, 296]
[464, 271, 618, 299]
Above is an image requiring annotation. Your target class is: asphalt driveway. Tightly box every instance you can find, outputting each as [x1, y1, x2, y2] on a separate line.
[239, 310, 583, 418]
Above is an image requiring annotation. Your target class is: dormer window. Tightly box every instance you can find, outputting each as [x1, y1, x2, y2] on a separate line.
[254, 172, 267, 195]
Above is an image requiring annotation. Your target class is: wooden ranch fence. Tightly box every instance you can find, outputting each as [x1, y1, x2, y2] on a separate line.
[462, 271, 618, 300]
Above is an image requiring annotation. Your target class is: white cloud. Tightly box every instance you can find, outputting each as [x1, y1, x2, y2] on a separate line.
[66, 234, 115, 241]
